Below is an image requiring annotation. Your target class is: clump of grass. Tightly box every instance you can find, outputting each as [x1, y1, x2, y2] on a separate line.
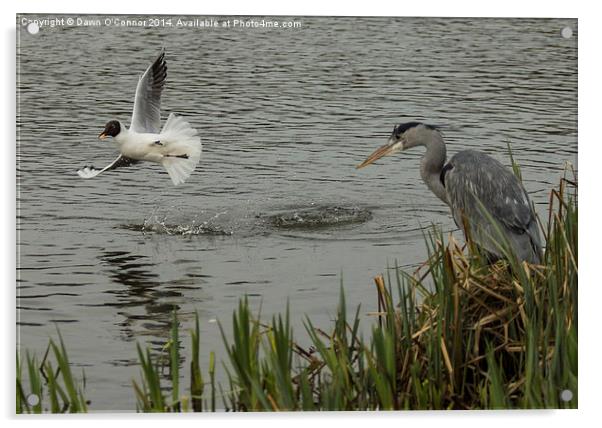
[16, 332, 88, 413]
[132, 310, 217, 412]
[133, 310, 183, 412]
[372, 174, 577, 409]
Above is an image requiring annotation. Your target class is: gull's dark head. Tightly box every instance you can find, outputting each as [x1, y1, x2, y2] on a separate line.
[99, 120, 121, 140]
[357, 121, 438, 169]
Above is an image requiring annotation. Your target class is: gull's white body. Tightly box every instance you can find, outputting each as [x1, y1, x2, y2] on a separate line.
[116, 129, 165, 162]
[77, 50, 202, 186]
[114, 114, 202, 185]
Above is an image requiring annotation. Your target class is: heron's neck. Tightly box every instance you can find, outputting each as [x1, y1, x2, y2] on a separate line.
[418, 132, 448, 204]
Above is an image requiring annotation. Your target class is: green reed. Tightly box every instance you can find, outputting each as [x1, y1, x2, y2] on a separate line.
[16, 331, 88, 413]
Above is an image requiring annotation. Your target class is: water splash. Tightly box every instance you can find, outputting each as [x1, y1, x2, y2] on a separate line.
[125, 221, 233, 236]
[121, 206, 234, 236]
[269, 205, 373, 229]
[121, 204, 373, 236]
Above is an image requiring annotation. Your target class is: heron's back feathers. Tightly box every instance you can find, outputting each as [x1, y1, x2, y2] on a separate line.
[444, 150, 542, 263]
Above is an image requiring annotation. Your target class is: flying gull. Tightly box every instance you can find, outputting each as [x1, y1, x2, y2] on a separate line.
[77, 49, 202, 186]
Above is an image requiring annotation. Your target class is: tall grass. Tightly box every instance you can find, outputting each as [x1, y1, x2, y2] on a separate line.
[16, 331, 88, 413]
[18, 175, 577, 412]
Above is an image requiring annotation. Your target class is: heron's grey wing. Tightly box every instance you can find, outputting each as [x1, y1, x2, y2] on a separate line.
[129, 50, 167, 134]
[77, 155, 140, 179]
[444, 150, 541, 262]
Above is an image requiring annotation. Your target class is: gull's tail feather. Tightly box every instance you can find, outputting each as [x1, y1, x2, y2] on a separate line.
[160, 113, 202, 186]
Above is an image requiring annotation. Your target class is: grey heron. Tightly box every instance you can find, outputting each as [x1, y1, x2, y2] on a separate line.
[357, 122, 542, 264]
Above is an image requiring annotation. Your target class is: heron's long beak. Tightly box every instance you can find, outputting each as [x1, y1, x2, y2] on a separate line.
[98, 131, 108, 140]
[356, 138, 403, 169]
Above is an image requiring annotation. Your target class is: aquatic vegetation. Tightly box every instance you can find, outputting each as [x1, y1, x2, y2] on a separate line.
[17, 174, 577, 412]
[16, 331, 88, 413]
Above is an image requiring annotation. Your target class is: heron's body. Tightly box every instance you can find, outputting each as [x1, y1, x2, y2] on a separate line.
[443, 150, 541, 263]
[358, 122, 542, 264]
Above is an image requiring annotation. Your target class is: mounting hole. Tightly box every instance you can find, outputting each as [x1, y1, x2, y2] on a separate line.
[26, 393, 40, 406]
[561, 26, 573, 39]
[560, 389, 573, 402]
[26, 22, 40, 35]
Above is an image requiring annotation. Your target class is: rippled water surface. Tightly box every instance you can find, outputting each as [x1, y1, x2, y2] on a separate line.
[17, 16, 577, 411]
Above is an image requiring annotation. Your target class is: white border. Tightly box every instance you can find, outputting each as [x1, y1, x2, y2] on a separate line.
[3, 0, 600, 426]
[1, 0, 586, 17]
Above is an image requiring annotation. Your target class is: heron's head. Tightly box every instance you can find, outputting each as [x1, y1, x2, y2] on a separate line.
[356, 122, 438, 168]
[99, 120, 121, 140]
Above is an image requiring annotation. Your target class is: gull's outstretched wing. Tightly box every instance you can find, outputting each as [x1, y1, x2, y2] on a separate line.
[130, 49, 167, 134]
[77, 155, 140, 179]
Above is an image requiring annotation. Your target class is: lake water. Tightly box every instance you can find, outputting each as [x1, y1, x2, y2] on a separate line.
[16, 15, 577, 411]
